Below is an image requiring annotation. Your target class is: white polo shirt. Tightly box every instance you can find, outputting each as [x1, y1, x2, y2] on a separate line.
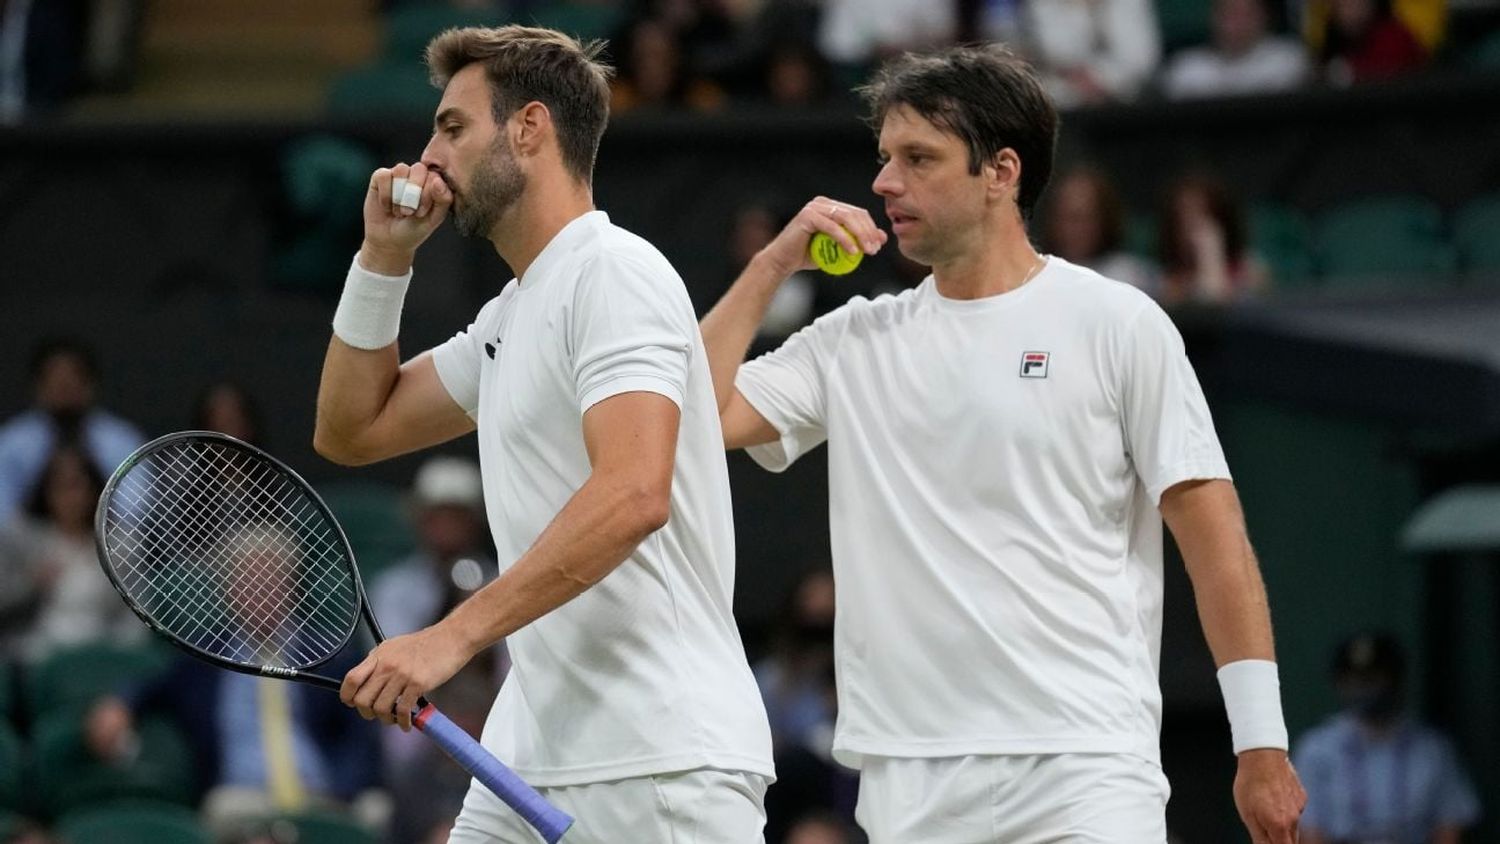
[736, 257, 1230, 767]
[430, 211, 773, 786]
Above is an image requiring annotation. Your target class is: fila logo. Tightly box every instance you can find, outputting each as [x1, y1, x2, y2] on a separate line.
[1020, 351, 1050, 378]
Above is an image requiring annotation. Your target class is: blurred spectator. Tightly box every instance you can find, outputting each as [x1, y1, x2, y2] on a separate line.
[193, 381, 263, 446]
[977, 0, 1162, 107]
[0, 338, 144, 525]
[610, 15, 727, 112]
[0, 442, 143, 662]
[1162, 0, 1310, 99]
[85, 525, 386, 840]
[817, 0, 955, 67]
[762, 40, 832, 106]
[1042, 164, 1158, 294]
[369, 456, 502, 844]
[755, 570, 854, 842]
[1294, 632, 1481, 844]
[1309, 0, 1429, 86]
[1156, 172, 1268, 304]
[725, 199, 818, 340]
[784, 809, 857, 844]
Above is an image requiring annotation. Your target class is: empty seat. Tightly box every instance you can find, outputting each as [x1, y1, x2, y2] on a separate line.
[1250, 202, 1316, 289]
[317, 481, 418, 581]
[1313, 196, 1455, 288]
[1452, 194, 1500, 283]
[23, 643, 172, 722]
[56, 802, 211, 844]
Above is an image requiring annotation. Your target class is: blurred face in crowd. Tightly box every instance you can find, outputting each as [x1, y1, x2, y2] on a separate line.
[1330, 0, 1379, 34]
[418, 503, 484, 561]
[730, 205, 779, 266]
[629, 20, 681, 104]
[200, 383, 257, 444]
[40, 448, 98, 534]
[1048, 171, 1107, 263]
[423, 63, 528, 239]
[36, 352, 96, 415]
[874, 106, 1001, 267]
[1214, 0, 1269, 56]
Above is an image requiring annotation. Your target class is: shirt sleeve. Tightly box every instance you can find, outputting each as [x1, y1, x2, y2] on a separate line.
[570, 253, 693, 413]
[1116, 301, 1231, 503]
[431, 294, 507, 421]
[734, 308, 845, 472]
[1432, 734, 1482, 827]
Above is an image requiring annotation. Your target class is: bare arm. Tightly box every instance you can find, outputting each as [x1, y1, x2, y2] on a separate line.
[314, 160, 472, 465]
[340, 390, 680, 728]
[699, 196, 886, 450]
[314, 346, 474, 465]
[1161, 478, 1306, 844]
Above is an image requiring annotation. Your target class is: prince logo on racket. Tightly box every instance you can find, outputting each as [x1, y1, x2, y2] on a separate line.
[313, 24, 773, 844]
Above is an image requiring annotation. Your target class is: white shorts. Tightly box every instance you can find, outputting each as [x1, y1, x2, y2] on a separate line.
[447, 768, 769, 844]
[855, 753, 1170, 844]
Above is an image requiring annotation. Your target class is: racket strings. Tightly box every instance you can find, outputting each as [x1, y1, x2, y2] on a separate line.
[100, 438, 359, 669]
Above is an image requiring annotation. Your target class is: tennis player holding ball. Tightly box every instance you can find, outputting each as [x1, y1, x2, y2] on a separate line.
[314, 25, 773, 843]
[701, 45, 1306, 843]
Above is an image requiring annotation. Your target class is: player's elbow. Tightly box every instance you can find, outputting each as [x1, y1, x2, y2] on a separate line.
[313, 427, 378, 467]
[621, 482, 671, 538]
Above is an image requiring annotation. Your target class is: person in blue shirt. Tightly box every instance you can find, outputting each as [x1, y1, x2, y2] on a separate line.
[0, 338, 143, 525]
[1294, 632, 1481, 844]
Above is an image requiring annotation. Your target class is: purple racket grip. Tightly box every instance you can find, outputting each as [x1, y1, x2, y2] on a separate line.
[415, 703, 573, 842]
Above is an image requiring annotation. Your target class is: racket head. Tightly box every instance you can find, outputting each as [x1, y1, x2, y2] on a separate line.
[95, 431, 375, 683]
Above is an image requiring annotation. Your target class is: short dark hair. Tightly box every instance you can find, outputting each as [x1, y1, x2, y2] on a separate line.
[426, 25, 614, 184]
[28, 337, 99, 384]
[858, 44, 1058, 219]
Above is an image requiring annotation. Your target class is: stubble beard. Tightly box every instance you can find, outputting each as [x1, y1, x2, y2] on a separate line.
[451, 136, 527, 239]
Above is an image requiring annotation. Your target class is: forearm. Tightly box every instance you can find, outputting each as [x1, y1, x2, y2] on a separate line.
[439, 473, 667, 656]
[314, 338, 402, 463]
[1170, 483, 1276, 664]
[699, 253, 788, 411]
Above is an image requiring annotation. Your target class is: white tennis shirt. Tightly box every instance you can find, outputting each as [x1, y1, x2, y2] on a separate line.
[736, 257, 1230, 767]
[431, 211, 773, 786]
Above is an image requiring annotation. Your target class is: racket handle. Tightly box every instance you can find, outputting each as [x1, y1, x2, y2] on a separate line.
[414, 702, 573, 842]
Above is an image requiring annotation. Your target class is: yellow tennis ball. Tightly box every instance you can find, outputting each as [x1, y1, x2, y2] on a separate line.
[809, 231, 863, 276]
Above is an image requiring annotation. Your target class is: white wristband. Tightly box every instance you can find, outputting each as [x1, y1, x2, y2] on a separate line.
[1217, 659, 1289, 754]
[332, 252, 412, 350]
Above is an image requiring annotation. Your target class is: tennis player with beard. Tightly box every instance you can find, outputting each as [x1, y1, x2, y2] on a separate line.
[314, 25, 773, 843]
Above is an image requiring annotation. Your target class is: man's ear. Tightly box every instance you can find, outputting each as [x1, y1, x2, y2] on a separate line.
[986, 148, 1023, 203]
[512, 101, 552, 157]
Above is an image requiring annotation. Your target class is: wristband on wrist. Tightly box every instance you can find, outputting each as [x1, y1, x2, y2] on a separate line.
[332, 252, 412, 350]
[1217, 659, 1289, 754]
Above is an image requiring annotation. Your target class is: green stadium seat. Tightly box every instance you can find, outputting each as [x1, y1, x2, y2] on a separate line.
[1313, 196, 1455, 288]
[327, 61, 442, 120]
[525, 0, 625, 41]
[1453, 194, 1500, 282]
[271, 810, 380, 844]
[0, 720, 22, 811]
[56, 802, 211, 844]
[317, 481, 417, 581]
[1468, 29, 1500, 69]
[1250, 203, 1316, 289]
[0, 662, 13, 720]
[1124, 213, 1157, 260]
[383, 4, 508, 63]
[32, 714, 196, 817]
[22, 643, 172, 722]
[1157, 0, 1213, 52]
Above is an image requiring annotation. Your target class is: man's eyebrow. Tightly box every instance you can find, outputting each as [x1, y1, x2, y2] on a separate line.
[434, 107, 464, 129]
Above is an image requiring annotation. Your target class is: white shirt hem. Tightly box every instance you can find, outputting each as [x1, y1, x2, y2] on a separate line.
[509, 751, 776, 788]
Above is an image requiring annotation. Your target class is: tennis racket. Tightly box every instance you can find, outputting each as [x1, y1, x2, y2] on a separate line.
[94, 430, 573, 843]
